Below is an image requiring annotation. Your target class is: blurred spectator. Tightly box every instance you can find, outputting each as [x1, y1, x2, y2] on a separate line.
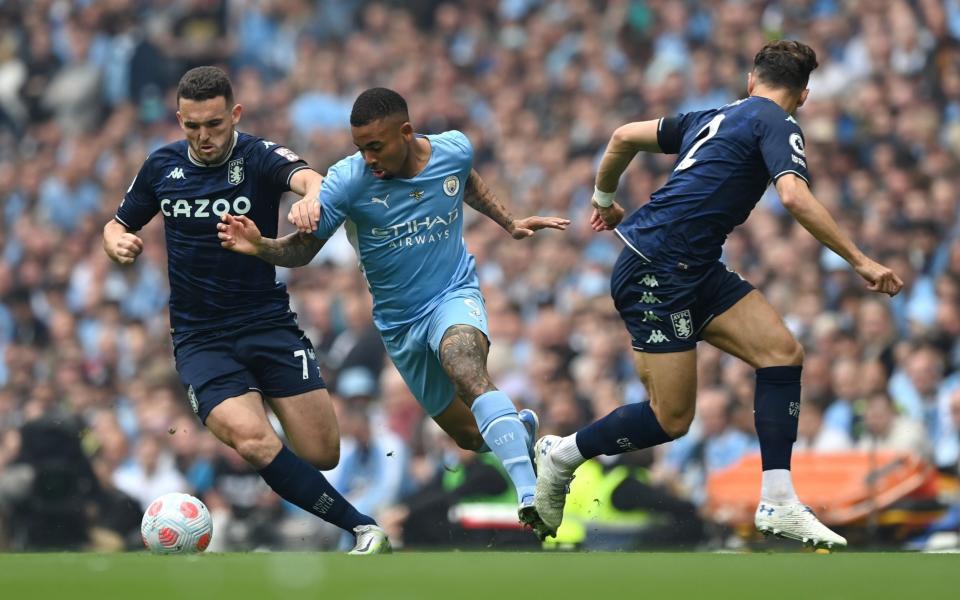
[857, 391, 930, 457]
[795, 400, 853, 452]
[112, 433, 189, 510]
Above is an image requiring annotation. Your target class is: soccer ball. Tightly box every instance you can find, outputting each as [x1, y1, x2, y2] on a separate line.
[141, 492, 213, 554]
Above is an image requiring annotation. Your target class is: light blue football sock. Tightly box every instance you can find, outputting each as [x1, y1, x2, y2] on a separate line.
[471, 390, 536, 502]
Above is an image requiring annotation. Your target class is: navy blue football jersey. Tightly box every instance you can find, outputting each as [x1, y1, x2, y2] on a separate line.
[116, 132, 309, 334]
[616, 96, 810, 268]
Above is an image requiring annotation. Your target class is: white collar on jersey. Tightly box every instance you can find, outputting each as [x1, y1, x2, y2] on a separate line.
[186, 130, 239, 168]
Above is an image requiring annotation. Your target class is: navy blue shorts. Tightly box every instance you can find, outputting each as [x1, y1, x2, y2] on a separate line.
[610, 247, 754, 353]
[172, 315, 326, 423]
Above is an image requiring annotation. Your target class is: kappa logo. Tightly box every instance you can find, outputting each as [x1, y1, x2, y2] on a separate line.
[166, 167, 186, 180]
[187, 385, 199, 414]
[639, 292, 662, 304]
[227, 158, 244, 185]
[641, 310, 662, 323]
[671, 309, 693, 340]
[646, 330, 669, 344]
[370, 194, 390, 209]
[639, 274, 659, 288]
[443, 175, 460, 196]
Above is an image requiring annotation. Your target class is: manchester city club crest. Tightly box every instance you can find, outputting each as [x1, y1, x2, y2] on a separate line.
[228, 158, 244, 185]
[671, 309, 693, 340]
[443, 175, 460, 196]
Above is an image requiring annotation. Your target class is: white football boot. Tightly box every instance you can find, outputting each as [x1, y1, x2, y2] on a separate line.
[348, 525, 392, 555]
[755, 502, 847, 549]
[532, 435, 575, 538]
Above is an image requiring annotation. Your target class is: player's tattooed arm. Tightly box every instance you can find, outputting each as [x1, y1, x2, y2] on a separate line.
[255, 232, 326, 268]
[218, 213, 325, 267]
[464, 169, 515, 232]
[464, 169, 570, 239]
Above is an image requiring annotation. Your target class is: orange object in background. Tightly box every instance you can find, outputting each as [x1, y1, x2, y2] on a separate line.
[705, 451, 940, 527]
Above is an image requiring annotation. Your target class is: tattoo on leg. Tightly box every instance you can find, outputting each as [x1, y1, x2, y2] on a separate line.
[439, 324, 496, 401]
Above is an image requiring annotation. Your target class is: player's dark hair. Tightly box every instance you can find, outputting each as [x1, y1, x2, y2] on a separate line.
[350, 87, 409, 127]
[177, 66, 234, 106]
[752, 40, 819, 92]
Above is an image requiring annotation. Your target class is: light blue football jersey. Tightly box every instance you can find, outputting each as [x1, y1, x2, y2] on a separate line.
[313, 131, 478, 331]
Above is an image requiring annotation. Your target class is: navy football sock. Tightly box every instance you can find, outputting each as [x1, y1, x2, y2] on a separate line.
[258, 445, 375, 533]
[754, 366, 802, 471]
[575, 401, 673, 459]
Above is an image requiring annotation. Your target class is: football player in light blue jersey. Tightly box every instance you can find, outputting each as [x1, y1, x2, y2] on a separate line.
[218, 87, 569, 539]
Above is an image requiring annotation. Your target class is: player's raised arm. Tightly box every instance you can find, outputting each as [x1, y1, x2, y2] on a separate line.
[102, 218, 144, 265]
[287, 168, 324, 233]
[590, 119, 663, 231]
[776, 174, 903, 296]
[218, 212, 326, 268]
[463, 169, 569, 239]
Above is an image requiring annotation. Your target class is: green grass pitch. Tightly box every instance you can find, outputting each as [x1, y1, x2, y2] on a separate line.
[0, 552, 956, 599]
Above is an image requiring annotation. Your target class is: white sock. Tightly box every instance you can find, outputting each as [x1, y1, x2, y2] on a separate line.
[552, 434, 586, 472]
[761, 469, 799, 504]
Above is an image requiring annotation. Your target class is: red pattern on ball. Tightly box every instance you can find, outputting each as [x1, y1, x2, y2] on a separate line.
[158, 527, 179, 548]
[179, 501, 199, 519]
[148, 500, 162, 516]
[197, 532, 211, 551]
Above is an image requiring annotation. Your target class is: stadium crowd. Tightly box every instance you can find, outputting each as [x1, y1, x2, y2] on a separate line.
[1, 0, 960, 551]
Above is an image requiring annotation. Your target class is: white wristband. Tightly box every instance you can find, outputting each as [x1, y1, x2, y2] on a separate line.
[593, 186, 616, 208]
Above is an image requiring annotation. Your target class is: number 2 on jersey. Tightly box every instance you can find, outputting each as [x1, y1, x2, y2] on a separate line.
[675, 114, 725, 172]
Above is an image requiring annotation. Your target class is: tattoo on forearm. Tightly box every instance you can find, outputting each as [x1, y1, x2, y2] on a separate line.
[257, 233, 324, 267]
[464, 169, 514, 231]
[439, 324, 497, 400]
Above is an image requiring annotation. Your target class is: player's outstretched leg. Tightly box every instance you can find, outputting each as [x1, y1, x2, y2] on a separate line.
[535, 350, 696, 537]
[259, 445, 391, 554]
[751, 367, 845, 549]
[471, 390, 543, 528]
[703, 291, 846, 549]
[438, 325, 547, 538]
[533, 400, 676, 537]
[206, 392, 391, 554]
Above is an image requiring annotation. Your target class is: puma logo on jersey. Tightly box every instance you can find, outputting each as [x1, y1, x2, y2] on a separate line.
[166, 167, 186, 180]
[370, 194, 390, 208]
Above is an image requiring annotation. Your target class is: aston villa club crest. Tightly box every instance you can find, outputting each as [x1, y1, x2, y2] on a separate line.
[228, 158, 244, 185]
[671, 309, 693, 339]
[443, 175, 460, 196]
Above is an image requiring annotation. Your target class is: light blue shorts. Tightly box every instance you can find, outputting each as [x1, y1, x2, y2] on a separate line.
[380, 287, 489, 417]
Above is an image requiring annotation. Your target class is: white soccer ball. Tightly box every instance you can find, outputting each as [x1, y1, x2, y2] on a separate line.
[141, 492, 213, 554]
